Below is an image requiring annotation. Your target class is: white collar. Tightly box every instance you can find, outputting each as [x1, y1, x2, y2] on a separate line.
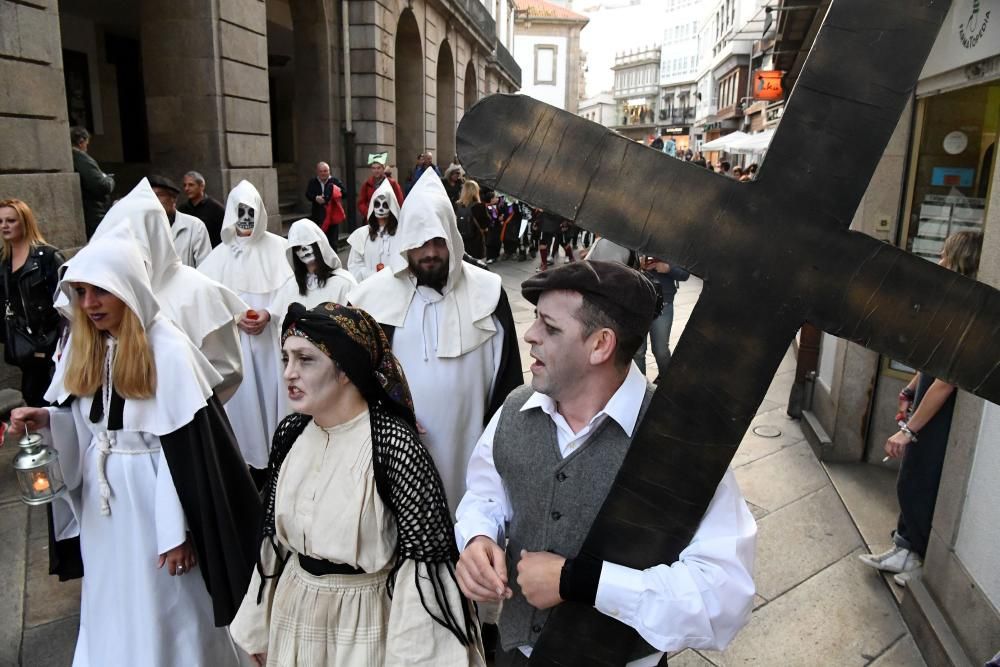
[520, 363, 648, 437]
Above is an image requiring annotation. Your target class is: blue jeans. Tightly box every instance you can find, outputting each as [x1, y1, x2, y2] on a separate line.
[634, 302, 673, 376]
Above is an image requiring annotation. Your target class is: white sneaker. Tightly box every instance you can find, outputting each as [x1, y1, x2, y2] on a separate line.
[858, 546, 922, 574]
[893, 568, 921, 587]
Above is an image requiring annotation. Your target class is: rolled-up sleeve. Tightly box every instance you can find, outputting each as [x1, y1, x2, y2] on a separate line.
[594, 468, 756, 652]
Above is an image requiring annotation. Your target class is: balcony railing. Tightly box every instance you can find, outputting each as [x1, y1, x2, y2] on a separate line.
[493, 40, 522, 87]
[452, 0, 496, 46]
[657, 107, 696, 124]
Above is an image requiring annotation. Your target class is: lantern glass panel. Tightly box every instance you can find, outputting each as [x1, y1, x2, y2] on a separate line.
[15, 459, 67, 505]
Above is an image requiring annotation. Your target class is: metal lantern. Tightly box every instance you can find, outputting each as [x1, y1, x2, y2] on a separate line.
[12, 428, 67, 506]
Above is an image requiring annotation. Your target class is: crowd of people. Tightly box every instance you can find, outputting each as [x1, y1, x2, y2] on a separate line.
[0, 143, 769, 665]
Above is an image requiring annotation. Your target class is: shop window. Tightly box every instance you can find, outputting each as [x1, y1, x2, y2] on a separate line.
[903, 81, 999, 261]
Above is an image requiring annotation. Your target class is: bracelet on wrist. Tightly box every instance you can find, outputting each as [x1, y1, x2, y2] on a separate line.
[899, 387, 915, 401]
[899, 423, 918, 443]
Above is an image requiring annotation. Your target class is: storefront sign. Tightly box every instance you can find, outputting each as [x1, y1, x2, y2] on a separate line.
[752, 69, 784, 101]
[921, 0, 999, 79]
[931, 166, 976, 187]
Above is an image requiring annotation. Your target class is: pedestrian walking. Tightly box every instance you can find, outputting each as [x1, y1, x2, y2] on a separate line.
[304, 161, 345, 226]
[358, 153, 404, 220]
[198, 181, 293, 480]
[148, 174, 212, 267]
[8, 238, 261, 667]
[347, 178, 403, 282]
[230, 302, 485, 666]
[455, 260, 756, 665]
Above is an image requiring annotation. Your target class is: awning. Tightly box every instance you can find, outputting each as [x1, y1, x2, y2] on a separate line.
[700, 131, 749, 151]
[729, 129, 776, 153]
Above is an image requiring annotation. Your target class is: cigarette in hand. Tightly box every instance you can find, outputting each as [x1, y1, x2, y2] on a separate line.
[882, 456, 890, 462]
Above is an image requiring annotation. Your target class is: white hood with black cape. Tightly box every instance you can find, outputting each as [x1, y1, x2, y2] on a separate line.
[349, 169, 523, 510]
[82, 178, 247, 402]
[42, 239, 260, 667]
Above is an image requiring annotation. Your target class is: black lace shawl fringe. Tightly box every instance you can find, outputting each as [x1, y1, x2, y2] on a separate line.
[255, 406, 475, 647]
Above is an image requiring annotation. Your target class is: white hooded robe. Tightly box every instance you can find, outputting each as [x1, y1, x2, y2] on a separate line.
[198, 180, 293, 469]
[43, 239, 241, 667]
[67, 179, 247, 403]
[347, 178, 404, 282]
[349, 170, 507, 511]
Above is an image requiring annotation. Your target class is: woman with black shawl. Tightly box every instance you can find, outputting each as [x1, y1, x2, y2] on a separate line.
[230, 302, 484, 666]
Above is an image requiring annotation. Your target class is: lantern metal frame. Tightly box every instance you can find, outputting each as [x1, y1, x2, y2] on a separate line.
[12, 428, 68, 506]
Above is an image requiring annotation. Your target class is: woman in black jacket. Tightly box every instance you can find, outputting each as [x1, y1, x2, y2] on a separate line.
[0, 199, 65, 406]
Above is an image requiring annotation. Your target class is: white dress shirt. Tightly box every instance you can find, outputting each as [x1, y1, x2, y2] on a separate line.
[455, 364, 757, 663]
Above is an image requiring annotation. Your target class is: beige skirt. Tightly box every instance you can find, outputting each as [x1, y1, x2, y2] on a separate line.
[266, 557, 391, 667]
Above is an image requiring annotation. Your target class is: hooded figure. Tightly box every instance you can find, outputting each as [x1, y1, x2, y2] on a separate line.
[78, 179, 247, 402]
[270, 218, 357, 326]
[347, 178, 403, 281]
[199, 180, 293, 472]
[348, 169, 523, 510]
[27, 239, 261, 667]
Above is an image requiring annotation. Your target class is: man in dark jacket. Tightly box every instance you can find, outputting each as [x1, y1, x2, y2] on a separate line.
[304, 161, 345, 225]
[70, 126, 115, 239]
[178, 171, 226, 247]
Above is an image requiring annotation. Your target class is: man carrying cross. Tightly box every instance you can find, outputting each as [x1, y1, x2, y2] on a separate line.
[455, 261, 756, 666]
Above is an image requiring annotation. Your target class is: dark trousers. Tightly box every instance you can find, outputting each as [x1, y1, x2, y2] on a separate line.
[894, 422, 950, 558]
[19, 357, 54, 407]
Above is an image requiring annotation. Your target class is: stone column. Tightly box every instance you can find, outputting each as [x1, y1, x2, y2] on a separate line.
[0, 0, 85, 389]
[0, 0, 85, 251]
[140, 0, 280, 230]
[291, 0, 343, 196]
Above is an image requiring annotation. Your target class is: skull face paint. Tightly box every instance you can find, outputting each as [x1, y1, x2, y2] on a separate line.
[372, 194, 390, 219]
[236, 203, 255, 233]
[295, 244, 316, 265]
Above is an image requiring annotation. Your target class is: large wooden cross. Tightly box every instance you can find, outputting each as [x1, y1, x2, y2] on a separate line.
[457, 0, 1000, 664]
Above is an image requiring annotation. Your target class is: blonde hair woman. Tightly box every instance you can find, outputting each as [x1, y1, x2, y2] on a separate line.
[455, 180, 489, 259]
[8, 239, 261, 667]
[860, 231, 984, 585]
[0, 199, 64, 406]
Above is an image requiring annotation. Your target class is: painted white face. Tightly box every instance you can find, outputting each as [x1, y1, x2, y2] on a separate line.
[295, 245, 316, 264]
[372, 194, 390, 219]
[282, 336, 342, 416]
[236, 203, 255, 232]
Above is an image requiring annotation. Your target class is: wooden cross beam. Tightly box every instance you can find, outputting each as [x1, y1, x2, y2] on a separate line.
[457, 0, 1000, 663]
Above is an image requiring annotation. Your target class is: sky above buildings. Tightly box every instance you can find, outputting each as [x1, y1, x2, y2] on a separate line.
[571, 0, 666, 96]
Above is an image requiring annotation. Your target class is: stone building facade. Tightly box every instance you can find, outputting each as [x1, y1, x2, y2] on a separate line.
[0, 0, 520, 386]
[0, 0, 520, 235]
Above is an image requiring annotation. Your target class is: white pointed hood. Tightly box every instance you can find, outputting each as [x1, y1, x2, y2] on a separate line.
[77, 178, 248, 349]
[198, 180, 292, 294]
[349, 169, 502, 357]
[92, 178, 181, 290]
[285, 218, 343, 271]
[366, 177, 402, 224]
[45, 239, 222, 434]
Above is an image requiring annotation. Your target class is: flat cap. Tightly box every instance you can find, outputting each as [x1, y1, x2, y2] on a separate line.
[522, 260, 662, 330]
[147, 174, 180, 194]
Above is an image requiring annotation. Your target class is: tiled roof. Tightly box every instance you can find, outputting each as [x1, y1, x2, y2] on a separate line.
[515, 0, 589, 23]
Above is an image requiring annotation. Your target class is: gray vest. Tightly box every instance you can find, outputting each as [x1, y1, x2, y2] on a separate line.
[493, 383, 656, 655]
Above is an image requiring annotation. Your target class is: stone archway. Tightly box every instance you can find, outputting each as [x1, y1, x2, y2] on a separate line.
[395, 10, 423, 174]
[436, 40, 457, 166]
[464, 60, 478, 114]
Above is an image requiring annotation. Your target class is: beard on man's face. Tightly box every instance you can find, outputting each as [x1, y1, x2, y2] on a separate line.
[409, 255, 448, 291]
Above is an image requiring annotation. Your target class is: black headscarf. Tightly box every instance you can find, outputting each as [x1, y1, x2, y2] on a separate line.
[257, 302, 475, 647]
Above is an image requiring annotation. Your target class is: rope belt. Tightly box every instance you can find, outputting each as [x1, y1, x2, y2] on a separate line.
[95, 431, 161, 516]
